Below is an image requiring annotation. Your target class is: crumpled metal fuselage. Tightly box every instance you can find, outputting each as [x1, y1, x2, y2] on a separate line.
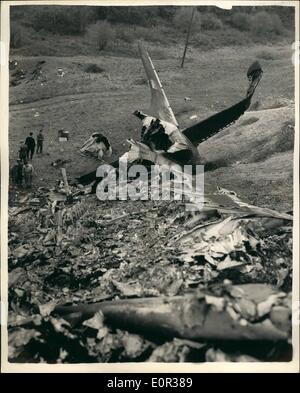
[80, 133, 112, 160]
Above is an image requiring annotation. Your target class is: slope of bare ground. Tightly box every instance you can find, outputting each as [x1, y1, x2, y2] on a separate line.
[201, 104, 295, 211]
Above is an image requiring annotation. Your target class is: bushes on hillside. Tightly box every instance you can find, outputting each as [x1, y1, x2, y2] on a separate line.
[156, 6, 177, 21]
[106, 7, 148, 25]
[230, 12, 252, 31]
[84, 63, 105, 73]
[173, 7, 201, 33]
[114, 25, 136, 43]
[94, 5, 176, 26]
[87, 21, 115, 51]
[114, 24, 165, 44]
[230, 11, 284, 35]
[9, 5, 293, 54]
[200, 13, 223, 30]
[105, 6, 169, 26]
[10, 23, 23, 48]
[252, 11, 283, 35]
[31, 6, 95, 35]
[174, 8, 285, 38]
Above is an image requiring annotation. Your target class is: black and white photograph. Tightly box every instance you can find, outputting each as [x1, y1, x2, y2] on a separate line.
[1, 0, 299, 371]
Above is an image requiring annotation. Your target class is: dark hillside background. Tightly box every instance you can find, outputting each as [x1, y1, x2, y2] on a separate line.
[10, 5, 295, 56]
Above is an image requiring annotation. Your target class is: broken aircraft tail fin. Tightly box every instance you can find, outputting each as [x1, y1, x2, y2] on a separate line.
[138, 43, 178, 127]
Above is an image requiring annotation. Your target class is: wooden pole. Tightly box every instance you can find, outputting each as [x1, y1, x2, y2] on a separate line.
[61, 167, 69, 188]
[181, 7, 196, 68]
[61, 167, 71, 194]
[56, 210, 63, 246]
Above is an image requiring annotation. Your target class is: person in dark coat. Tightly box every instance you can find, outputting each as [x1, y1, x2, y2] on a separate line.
[36, 130, 44, 154]
[19, 141, 28, 163]
[25, 132, 36, 160]
[25, 132, 35, 161]
[11, 159, 23, 186]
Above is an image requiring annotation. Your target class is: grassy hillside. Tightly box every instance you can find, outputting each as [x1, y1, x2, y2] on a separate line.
[10, 5, 294, 57]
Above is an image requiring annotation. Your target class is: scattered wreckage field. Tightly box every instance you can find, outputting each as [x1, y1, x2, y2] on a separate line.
[7, 44, 294, 363]
[8, 191, 293, 362]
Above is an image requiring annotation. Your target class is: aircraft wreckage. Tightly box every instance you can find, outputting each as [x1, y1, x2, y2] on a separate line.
[78, 43, 263, 190]
[76, 44, 293, 226]
[8, 46, 293, 360]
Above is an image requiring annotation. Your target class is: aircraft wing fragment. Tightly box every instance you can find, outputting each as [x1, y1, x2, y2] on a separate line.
[182, 61, 263, 146]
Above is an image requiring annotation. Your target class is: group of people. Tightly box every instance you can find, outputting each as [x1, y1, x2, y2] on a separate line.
[19, 130, 44, 162]
[11, 130, 45, 188]
[11, 160, 34, 188]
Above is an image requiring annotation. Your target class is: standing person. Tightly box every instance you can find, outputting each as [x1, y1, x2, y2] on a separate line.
[25, 132, 36, 160]
[36, 130, 44, 154]
[23, 161, 34, 188]
[10, 159, 23, 187]
[19, 141, 28, 163]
